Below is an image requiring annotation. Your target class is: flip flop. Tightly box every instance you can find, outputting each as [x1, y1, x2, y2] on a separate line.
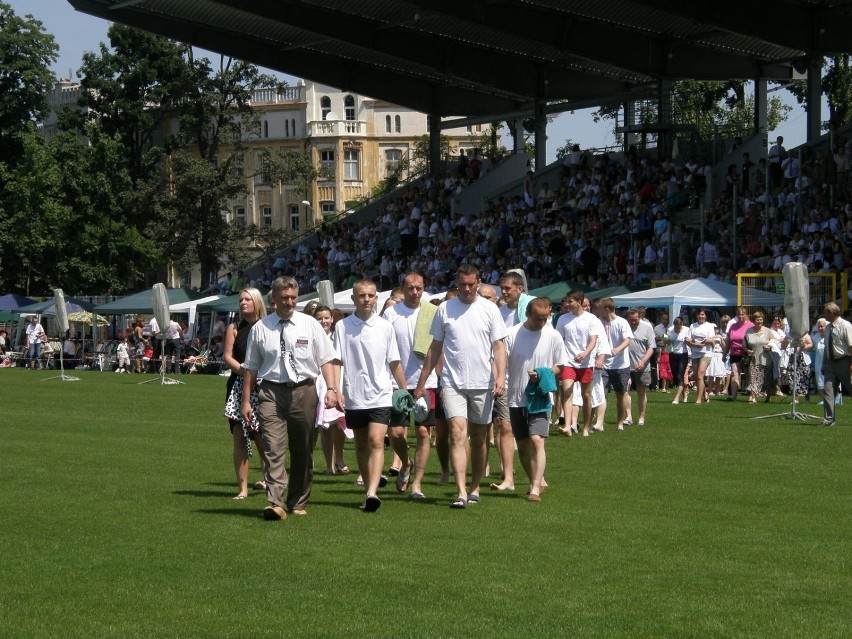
[335, 465, 350, 475]
[396, 472, 410, 493]
[378, 475, 388, 488]
[363, 495, 382, 512]
[252, 481, 267, 490]
[411, 491, 426, 501]
[468, 494, 481, 504]
[450, 497, 468, 509]
[489, 483, 513, 491]
[232, 494, 247, 500]
[527, 494, 542, 502]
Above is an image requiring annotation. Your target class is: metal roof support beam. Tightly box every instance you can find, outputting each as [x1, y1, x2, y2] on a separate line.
[429, 115, 441, 176]
[807, 58, 823, 143]
[754, 78, 768, 137]
[534, 99, 547, 173]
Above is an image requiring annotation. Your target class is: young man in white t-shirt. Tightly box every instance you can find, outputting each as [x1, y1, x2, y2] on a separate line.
[555, 289, 603, 436]
[600, 297, 634, 430]
[382, 272, 444, 499]
[415, 265, 507, 509]
[505, 297, 568, 501]
[334, 280, 408, 512]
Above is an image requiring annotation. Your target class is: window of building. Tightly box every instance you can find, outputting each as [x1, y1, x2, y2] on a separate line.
[234, 206, 246, 226]
[285, 119, 289, 137]
[320, 201, 336, 216]
[262, 206, 272, 227]
[395, 115, 401, 133]
[385, 149, 402, 177]
[385, 115, 392, 133]
[344, 149, 360, 180]
[255, 153, 271, 185]
[320, 150, 335, 177]
[321, 96, 331, 120]
[344, 95, 355, 121]
[263, 120, 269, 138]
[290, 205, 300, 231]
[291, 119, 296, 136]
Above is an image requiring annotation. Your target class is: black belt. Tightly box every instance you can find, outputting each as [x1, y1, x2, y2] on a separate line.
[265, 378, 315, 388]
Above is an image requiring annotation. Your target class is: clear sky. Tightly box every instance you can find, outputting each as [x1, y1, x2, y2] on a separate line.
[12, 0, 817, 163]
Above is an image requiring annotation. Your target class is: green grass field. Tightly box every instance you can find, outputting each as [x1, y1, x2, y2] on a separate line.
[1, 369, 849, 638]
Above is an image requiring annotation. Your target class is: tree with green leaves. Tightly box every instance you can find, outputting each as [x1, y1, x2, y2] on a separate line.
[50, 123, 158, 293]
[0, 125, 66, 295]
[784, 56, 852, 131]
[0, 2, 59, 293]
[0, 2, 57, 162]
[140, 53, 281, 283]
[592, 80, 790, 145]
[267, 148, 331, 202]
[77, 24, 188, 187]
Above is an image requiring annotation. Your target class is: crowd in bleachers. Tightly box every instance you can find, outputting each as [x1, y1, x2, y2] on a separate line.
[248, 135, 852, 300]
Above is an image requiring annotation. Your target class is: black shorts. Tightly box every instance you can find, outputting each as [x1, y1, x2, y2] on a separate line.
[434, 388, 446, 420]
[345, 407, 391, 430]
[604, 368, 630, 394]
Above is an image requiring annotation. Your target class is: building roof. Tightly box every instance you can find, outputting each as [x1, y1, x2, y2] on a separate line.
[68, 0, 852, 119]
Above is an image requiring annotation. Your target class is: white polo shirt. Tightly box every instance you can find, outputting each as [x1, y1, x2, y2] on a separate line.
[333, 313, 400, 409]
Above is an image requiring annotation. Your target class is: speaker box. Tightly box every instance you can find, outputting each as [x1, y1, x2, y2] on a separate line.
[783, 262, 809, 339]
[54, 288, 69, 333]
[152, 283, 171, 333]
[317, 280, 335, 309]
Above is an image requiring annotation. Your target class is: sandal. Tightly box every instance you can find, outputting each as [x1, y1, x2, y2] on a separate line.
[253, 481, 267, 490]
[450, 497, 468, 509]
[232, 494, 247, 500]
[335, 464, 350, 475]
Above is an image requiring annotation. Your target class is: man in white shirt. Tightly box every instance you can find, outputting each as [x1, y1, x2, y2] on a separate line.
[555, 289, 602, 437]
[242, 276, 339, 521]
[334, 280, 408, 512]
[25, 316, 46, 369]
[415, 264, 507, 509]
[626, 308, 656, 426]
[600, 298, 633, 430]
[488, 271, 535, 491]
[382, 272, 445, 499]
[505, 297, 569, 501]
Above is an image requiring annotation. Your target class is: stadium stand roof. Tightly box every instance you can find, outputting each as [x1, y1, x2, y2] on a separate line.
[68, 0, 852, 119]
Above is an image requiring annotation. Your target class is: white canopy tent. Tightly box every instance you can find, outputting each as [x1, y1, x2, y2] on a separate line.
[610, 278, 785, 321]
[169, 294, 224, 337]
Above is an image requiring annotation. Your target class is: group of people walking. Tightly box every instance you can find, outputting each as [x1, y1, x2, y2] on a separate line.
[221, 269, 851, 520]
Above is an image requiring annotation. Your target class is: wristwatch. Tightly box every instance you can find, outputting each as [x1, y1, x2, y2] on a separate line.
[326, 387, 338, 393]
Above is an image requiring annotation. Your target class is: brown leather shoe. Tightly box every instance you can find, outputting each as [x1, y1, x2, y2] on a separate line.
[263, 505, 287, 520]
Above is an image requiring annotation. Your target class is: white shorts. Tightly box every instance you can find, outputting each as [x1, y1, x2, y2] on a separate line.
[441, 387, 494, 424]
[572, 369, 606, 408]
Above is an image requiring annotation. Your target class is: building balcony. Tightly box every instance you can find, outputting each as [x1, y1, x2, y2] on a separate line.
[250, 86, 305, 104]
[308, 120, 366, 137]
